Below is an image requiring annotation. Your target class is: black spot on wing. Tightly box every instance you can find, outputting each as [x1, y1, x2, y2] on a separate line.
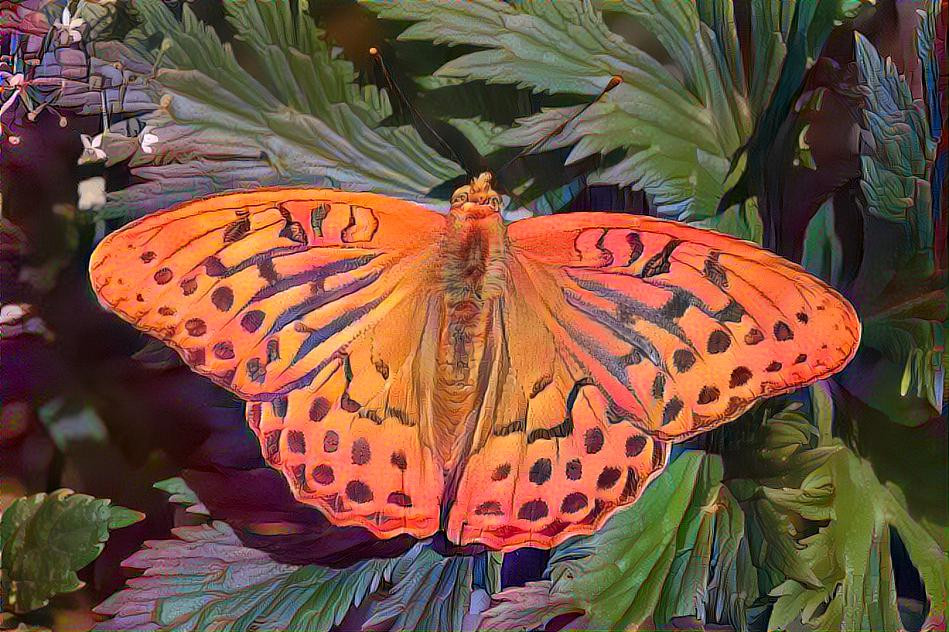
[640, 239, 681, 278]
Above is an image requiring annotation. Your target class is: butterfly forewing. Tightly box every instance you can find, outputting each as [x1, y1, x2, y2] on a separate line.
[506, 212, 861, 441]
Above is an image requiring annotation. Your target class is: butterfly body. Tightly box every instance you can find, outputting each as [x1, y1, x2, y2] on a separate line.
[433, 203, 509, 473]
[89, 174, 860, 551]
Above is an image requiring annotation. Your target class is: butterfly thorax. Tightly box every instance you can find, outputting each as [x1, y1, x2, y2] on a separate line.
[432, 174, 507, 471]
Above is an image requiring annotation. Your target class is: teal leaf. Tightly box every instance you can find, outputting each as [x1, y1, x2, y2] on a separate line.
[362, 549, 474, 631]
[93, 522, 429, 631]
[1, 490, 143, 614]
[854, 32, 936, 251]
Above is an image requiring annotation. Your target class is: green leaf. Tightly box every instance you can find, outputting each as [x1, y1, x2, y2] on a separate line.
[98, 0, 462, 219]
[153, 477, 208, 515]
[366, 0, 738, 219]
[768, 448, 948, 631]
[447, 117, 507, 157]
[36, 399, 108, 452]
[801, 197, 845, 287]
[368, 0, 869, 220]
[93, 521, 430, 631]
[693, 197, 764, 244]
[1, 490, 143, 614]
[363, 549, 473, 631]
[480, 451, 759, 630]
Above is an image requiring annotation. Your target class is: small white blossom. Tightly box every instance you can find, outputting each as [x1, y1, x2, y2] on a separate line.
[0, 304, 29, 326]
[54, 7, 85, 43]
[0, 74, 26, 130]
[139, 126, 159, 154]
[79, 133, 107, 164]
[78, 176, 107, 211]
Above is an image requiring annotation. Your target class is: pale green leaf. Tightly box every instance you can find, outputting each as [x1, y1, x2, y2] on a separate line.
[362, 549, 473, 632]
[1, 490, 142, 614]
[481, 452, 759, 630]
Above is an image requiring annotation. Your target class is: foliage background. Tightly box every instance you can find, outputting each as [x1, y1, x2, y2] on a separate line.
[1, 0, 946, 630]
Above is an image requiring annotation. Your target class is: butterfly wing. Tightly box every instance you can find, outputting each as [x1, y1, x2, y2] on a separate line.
[504, 212, 861, 441]
[446, 211, 859, 551]
[90, 188, 448, 538]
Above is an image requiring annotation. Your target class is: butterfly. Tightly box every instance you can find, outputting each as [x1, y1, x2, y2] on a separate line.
[89, 172, 860, 551]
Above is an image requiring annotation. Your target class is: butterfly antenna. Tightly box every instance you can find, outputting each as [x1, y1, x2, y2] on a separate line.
[496, 75, 622, 176]
[490, 75, 621, 215]
[369, 47, 474, 179]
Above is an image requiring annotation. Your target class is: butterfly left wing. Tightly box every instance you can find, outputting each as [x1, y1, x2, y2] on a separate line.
[503, 212, 861, 441]
[90, 188, 451, 540]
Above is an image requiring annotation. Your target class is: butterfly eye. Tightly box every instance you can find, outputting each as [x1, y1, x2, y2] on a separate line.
[451, 192, 468, 206]
[487, 196, 502, 212]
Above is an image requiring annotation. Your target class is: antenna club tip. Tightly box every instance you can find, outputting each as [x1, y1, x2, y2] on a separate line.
[368, 47, 379, 56]
[606, 75, 623, 90]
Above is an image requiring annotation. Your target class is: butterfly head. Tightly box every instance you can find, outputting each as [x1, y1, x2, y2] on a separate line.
[450, 172, 502, 219]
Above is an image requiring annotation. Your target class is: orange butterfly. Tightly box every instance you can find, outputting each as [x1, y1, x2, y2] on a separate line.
[89, 173, 860, 551]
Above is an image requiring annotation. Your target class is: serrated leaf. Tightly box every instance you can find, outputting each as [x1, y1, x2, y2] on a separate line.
[368, 0, 869, 220]
[362, 549, 473, 632]
[1, 490, 142, 614]
[153, 477, 208, 515]
[95, 0, 462, 219]
[366, 0, 737, 219]
[93, 522, 428, 632]
[768, 447, 948, 631]
[445, 117, 506, 158]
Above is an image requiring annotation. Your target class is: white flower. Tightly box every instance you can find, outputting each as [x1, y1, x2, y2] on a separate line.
[54, 7, 85, 43]
[0, 304, 28, 326]
[3, 73, 25, 89]
[79, 133, 107, 164]
[78, 176, 107, 211]
[0, 74, 26, 130]
[139, 126, 159, 154]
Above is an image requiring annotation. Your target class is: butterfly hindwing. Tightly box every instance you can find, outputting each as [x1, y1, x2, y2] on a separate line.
[506, 212, 861, 441]
[445, 292, 670, 550]
[246, 307, 445, 539]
